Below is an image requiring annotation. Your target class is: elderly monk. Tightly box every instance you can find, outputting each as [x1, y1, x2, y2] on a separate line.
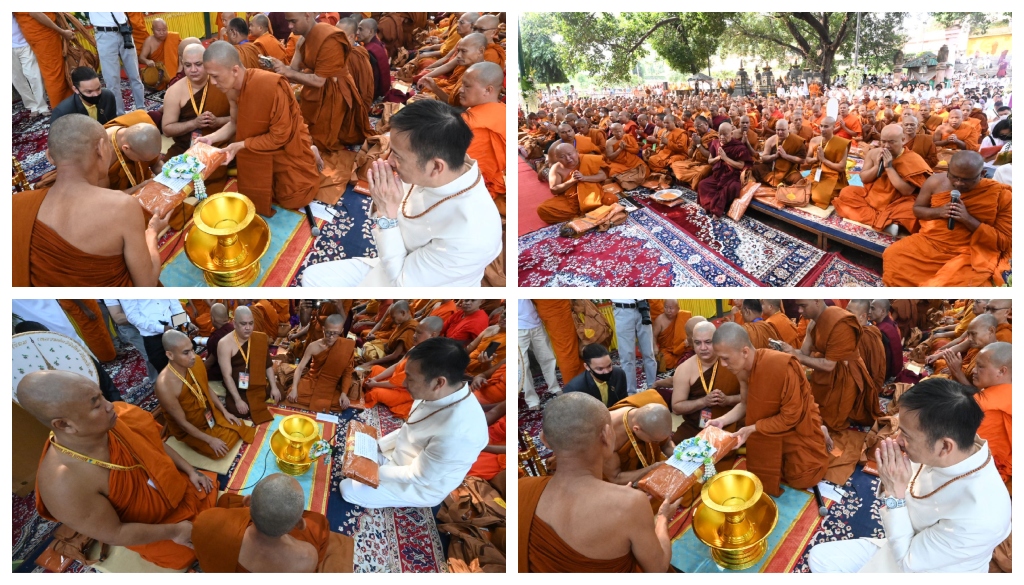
[364, 316, 444, 419]
[882, 151, 1011, 287]
[287, 314, 355, 413]
[533, 300, 585, 383]
[361, 301, 418, 369]
[671, 116, 717, 190]
[193, 474, 353, 572]
[520, 393, 679, 572]
[473, 14, 505, 68]
[538, 144, 612, 224]
[709, 323, 829, 497]
[161, 44, 231, 192]
[606, 122, 650, 189]
[544, 123, 600, 170]
[419, 13, 477, 73]
[21, 370, 216, 569]
[834, 101, 862, 141]
[13, 115, 169, 287]
[156, 330, 255, 459]
[466, 310, 506, 377]
[927, 300, 1011, 373]
[934, 108, 980, 152]
[646, 114, 689, 173]
[14, 13, 74, 108]
[697, 122, 753, 217]
[752, 120, 807, 186]
[607, 391, 674, 484]
[652, 299, 691, 372]
[791, 110, 815, 141]
[671, 321, 741, 443]
[461, 62, 507, 215]
[418, 33, 490, 107]
[356, 18, 391, 101]
[198, 42, 320, 217]
[139, 18, 181, 90]
[971, 342, 1012, 486]
[804, 117, 850, 208]
[740, 299, 781, 349]
[218, 306, 281, 424]
[901, 114, 939, 169]
[833, 124, 932, 234]
[846, 300, 887, 393]
[761, 299, 799, 346]
[102, 112, 163, 193]
[936, 314, 1001, 387]
[335, 18, 374, 111]
[868, 299, 904, 381]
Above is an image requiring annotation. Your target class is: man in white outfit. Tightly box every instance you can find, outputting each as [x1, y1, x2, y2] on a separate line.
[87, 12, 146, 115]
[341, 337, 488, 509]
[518, 299, 561, 409]
[808, 378, 1011, 573]
[12, 15, 49, 117]
[611, 300, 657, 395]
[301, 100, 501, 287]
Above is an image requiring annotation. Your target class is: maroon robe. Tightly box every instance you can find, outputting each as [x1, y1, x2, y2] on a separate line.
[364, 37, 391, 100]
[697, 137, 752, 217]
[875, 316, 904, 380]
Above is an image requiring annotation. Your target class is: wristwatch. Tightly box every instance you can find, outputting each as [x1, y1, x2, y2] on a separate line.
[374, 216, 398, 230]
[883, 496, 906, 510]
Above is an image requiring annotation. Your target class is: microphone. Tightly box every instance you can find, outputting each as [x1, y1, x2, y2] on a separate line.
[948, 190, 960, 230]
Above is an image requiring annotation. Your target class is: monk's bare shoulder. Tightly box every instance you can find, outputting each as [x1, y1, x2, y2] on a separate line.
[921, 172, 951, 192]
[38, 449, 108, 503]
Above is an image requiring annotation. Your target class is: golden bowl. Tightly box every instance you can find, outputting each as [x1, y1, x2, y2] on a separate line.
[692, 470, 779, 570]
[269, 415, 321, 476]
[184, 192, 270, 287]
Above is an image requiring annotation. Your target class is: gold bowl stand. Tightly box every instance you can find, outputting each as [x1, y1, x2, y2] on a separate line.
[269, 414, 321, 476]
[692, 469, 779, 570]
[184, 192, 270, 287]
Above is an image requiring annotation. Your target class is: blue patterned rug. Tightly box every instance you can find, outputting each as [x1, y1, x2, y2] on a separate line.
[800, 252, 884, 287]
[294, 186, 376, 286]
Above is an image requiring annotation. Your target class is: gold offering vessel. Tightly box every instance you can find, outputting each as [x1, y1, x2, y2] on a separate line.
[185, 192, 270, 287]
[692, 469, 779, 570]
[270, 414, 321, 475]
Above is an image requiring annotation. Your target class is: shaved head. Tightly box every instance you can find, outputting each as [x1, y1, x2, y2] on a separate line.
[686, 316, 709, 339]
[418, 316, 443, 334]
[250, 474, 305, 537]
[359, 18, 378, 34]
[542, 392, 610, 454]
[203, 40, 242, 67]
[18, 371, 99, 428]
[971, 313, 998, 330]
[324, 313, 344, 328]
[123, 123, 162, 161]
[949, 150, 985, 177]
[250, 13, 271, 33]
[880, 124, 903, 142]
[762, 299, 783, 312]
[465, 61, 504, 88]
[980, 341, 1011, 369]
[847, 299, 871, 316]
[871, 299, 891, 312]
[460, 32, 488, 51]
[632, 403, 672, 440]
[337, 17, 358, 37]
[161, 329, 191, 351]
[182, 43, 205, 61]
[179, 37, 202, 59]
[712, 322, 754, 351]
[210, 303, 228, 320]
[47, 114, 105, 164]
[475, 14, 499, 30]
[234, 305, 252, 322]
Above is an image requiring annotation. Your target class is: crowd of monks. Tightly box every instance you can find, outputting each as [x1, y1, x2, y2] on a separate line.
[13, 12, 507, 287]
[519, 88, 1011, 287]
[520, 298, 1011, 572]
[18, 298, 506, 572]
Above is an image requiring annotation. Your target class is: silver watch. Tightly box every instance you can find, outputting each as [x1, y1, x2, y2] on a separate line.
[374, 217, 398, 230]
[883, 496, 906, 510]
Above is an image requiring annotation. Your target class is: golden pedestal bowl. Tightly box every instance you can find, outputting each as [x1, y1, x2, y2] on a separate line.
[269, 415, 321, 476]
[184, 192, 270, 287]
[692, 470, 779, 570]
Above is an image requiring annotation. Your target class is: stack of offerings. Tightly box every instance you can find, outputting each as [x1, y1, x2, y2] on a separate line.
[134, 141, 227, 218]
[343, 421, 380, 488]
[636, 425, 740, 504]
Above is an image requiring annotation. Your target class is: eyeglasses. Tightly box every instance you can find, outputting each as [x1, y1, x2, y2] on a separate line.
[324, 331, 342, 337]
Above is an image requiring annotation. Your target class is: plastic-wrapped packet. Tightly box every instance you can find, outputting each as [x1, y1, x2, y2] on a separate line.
[134, 142, 227, 217]
[636, 425, 739, 502]
[342, 420, 380, 488]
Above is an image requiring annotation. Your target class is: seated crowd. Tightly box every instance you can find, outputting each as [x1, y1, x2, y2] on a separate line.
[12, 12, 506, 287]
[518, 87, 1011, 287]
[519, 298, 1011, 573]
[14, 298, 506, 572]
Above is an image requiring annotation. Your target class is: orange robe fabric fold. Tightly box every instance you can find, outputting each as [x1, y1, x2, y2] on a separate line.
[385, 318, 418, 355]
[764, 312, 799, 347]
[537, 154, 613, 224]
[364, 358, 413, 418]
[14, 12, 72, 107]
[348, 44, 375, 111]
[165, 360, 256, 458]
[905, 134, 939, 168]
[59, 299, 117, 362]
[289, 338, 355, 413]
[519, 476, 640, 573]
[235, 68, 320, 216]
[430, 300, 458, 323]
[251, 300, 280, 338]
[742, 320, 781, 349]
[859, 325, 887, 394]
[468, 332, 506, 377]
[808, 307, 881, 431]
[656, 311, 692, 371]
[36, 403, 216, 569]
[753, 133, 807, 186]
[166, 80, 231, 193]
[671, 131, 718, 189]
[834, 113, 862, 141]
[608, 134, 648, 176]
[647, 128, 690, 173]
[533, 300, 584, 382]
[609, 390, 669, 472]
[464, 102, 507, 213]
[127, 12, 149, 57]
[472, 363, 506, 404]
[882, 179, 1012, 287]
[468, 416, 506, 480]
[975, 383, 1011, 483]
[809, 136, 851, 209]
[253, 32, 286, 61]
[938, 123, 980, 152]
[298, 23, 371, 150]
[833, 149, 932, 232]
[227, 332, 273, 425]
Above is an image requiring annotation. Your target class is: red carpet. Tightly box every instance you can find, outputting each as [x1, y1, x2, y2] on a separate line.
[518, 157, 551, 236]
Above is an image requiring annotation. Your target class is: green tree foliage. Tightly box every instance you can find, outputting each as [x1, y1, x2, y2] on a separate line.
[520, 12, 570, 89]
[848, 12, 910, 73]
[931, 12, 1011, 34]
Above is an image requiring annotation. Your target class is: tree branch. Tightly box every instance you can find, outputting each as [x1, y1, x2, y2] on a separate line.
[829, 12, 854, 51]
[622, 16, 681, 54]
[777, 13, 813, 53]
[734, 24, 809, 57]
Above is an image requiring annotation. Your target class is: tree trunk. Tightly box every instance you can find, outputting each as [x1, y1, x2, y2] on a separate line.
[820, 50, 835, 83]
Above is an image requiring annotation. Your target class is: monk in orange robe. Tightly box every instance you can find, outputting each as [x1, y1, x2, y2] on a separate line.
[520, 393, 676, 573]
[468, 411, 506, 481]
[429, 300, 458, 323]
[22, 370, 217, 570]
[882, 151, 1011, 287]
[418, 34, 489, 107]
[971, 342, 1011, 485]
[761, 300, 799, 346]
[287, 314, 356, 413]
[199, 41, 320, 217]
[361, 303, 417, 368]
[935, 314, 1001, 387]
[364, 316, 443, 419]
[901, 114, 939, 168]
[270, 300, 291, 325]
[533, 300, 584, 383]
[646, 115, 690, 173]
[466, 310, 506, 377]
[652, 299, 691, 372]
[575, 118, 607, 153]
[104, 111, 163, 192]
[710, 324, 829, 497]
[250, 300, 280, 338]
[247, 14, 286, 60]
[606, 122, 651, 189]
[156, 332, 256, 459]
[847, 300, 887, 394]
[59, 300, 117, 362]
[471, 363, 506, 404]
[461, 62, 507, 216]
[538, 147, 614, 224]
[834, 102, 862, 141]
[416, 12, 471, 73]
[738, 300, 781, 349]
[805, 118, 851, 208]
[193, 475, 353, 572]
[934, 109, 980, 152]
[139, 19, 182, 91]
[833, 124, 932, 233]
[671, 116, 718, 190]
[335, 17, 375, 111]
[607, 391, 673, 482]
[219, 307, 281, 425]
[752, 120, 807, 186]
[14, 13, 73, 108]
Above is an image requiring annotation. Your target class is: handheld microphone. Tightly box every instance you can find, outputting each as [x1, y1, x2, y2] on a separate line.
[948, 190, 960, 230]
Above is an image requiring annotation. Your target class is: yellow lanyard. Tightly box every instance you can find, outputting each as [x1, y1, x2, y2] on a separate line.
[48, 432, 145, 472]
[110, 129, 142, 187]
[696, 356, 718, 396]
[233, 331, 250, 372]
[186, 77, 208, 118]
[168, 365, 206, 409]
[623, 409, 654, 468]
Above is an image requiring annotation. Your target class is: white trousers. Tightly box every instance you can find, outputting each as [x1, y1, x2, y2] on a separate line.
[613, 306, 656, 394]
[301, 259, 372, 287]
[518, 326, 560, 407]
[95, 30, 145, 114]
[12, 46, 48, 113]
[807, 538, 879, 573]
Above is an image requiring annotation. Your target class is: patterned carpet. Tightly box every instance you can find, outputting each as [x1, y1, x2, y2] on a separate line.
[799, 252, 884, 287]
[518, 207, 762, 287]
[294, 186, 376, 286]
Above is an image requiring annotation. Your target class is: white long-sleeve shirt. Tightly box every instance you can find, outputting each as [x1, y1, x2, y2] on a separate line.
[118, 299, 187, 337]
[860, 438, 1010, 573]
[377, 384, 488, 508]
[357, 162, 502, 287]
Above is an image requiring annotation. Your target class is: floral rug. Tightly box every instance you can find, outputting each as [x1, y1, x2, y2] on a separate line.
[799, 252, 885, 287]
[294, 186, 376, 286]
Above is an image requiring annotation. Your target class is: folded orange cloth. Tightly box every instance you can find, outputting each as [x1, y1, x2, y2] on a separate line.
[135, 142, 228, 217]
[636, 425, 739, 502]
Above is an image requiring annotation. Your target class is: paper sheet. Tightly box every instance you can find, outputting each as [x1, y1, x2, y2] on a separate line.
[153, 160, 206, 193]
[315, 412, 339, 424]
[308, 201, 339, 223]
[810, 481, 847, 503]
[352, 431, 378, 459]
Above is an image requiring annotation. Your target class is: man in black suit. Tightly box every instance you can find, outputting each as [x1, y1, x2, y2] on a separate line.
[564, 344, 629, 407]
[50, 67, 118, 125]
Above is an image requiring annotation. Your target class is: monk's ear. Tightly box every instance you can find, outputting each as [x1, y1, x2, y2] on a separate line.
[45, 150, 56, 168]
[294, 517, 306, 531]
[51, 417, 73, 434]
[539, 430, 551, 451]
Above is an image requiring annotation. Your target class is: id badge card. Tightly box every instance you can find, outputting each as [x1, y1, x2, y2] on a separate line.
[203, 407, 215, 429]
[814, 166, 822, 182]
[699, 409, 712, 428]
[238, 371, 250, 390]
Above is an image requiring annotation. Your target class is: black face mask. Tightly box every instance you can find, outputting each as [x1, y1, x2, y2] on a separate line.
[79, 92, 102, 105]
[590, 369, 613, 382]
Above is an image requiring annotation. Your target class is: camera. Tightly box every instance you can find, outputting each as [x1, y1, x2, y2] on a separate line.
[637, 300, 652, 326]
[118, 18, 135, 50]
